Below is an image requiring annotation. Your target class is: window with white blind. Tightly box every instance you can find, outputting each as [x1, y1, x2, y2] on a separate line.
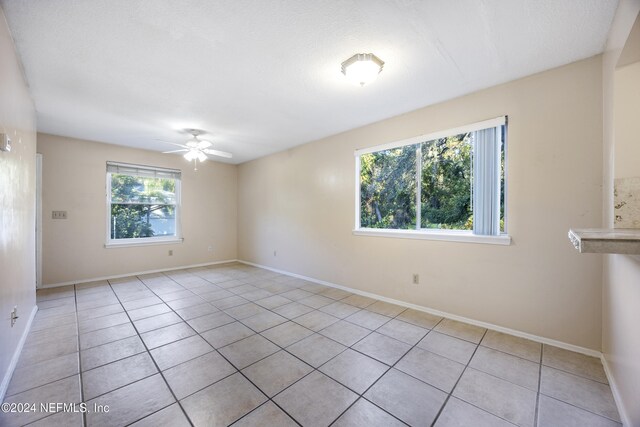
[354, 117, 510, 245]
[106, 162, 182, 247]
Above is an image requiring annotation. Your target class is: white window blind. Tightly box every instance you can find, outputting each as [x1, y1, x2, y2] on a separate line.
[473, 126, 502, 236]
[106, 162, 181, 180]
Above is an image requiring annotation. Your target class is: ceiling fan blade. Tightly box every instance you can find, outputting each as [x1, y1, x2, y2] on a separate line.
[197, 140, 212, 149]
[155, 139, 189, 149]
[162, 149, 188, 154]
[203, 148, 233, 159]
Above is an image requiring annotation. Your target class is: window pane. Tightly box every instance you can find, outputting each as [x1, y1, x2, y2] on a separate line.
[110, 204, 176, 239]
[107, 165, 180, 243]
[421, 134, 472, 230]
[500, 126, 506, 232]
[360, 145, 416, 229]
[111, 174, 176, 204]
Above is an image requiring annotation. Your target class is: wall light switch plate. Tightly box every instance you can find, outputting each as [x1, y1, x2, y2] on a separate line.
[52, 211, 67, 219]
[0, 133, 11, 152]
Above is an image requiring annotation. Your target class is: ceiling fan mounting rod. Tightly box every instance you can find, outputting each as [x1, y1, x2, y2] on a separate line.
[185, 129, 204, 138]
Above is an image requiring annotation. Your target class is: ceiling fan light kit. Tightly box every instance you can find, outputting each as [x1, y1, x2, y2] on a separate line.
[160, 129, 233, 170]
[184, 149, 207, 162]
[341, 53, 384, 86]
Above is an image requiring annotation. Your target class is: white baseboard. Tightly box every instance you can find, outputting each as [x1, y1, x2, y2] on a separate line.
[0, 305, 38, 402]
[601, 354, 630, 426]
[41, 257, 605, 357]
[41, 259, 239, 288]
[239, 259, 602, 358]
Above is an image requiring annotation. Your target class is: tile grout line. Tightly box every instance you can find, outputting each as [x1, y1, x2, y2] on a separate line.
[3, 374, 78, 403]
[16, 322, 381, 427]
[468, 343, 610, 389]
[229, 400, 300, 427]
[3, 293, 77, 426]
[178, 267, 532, 426]
[73, 284, 88, 427]
[179, 272, 479, 426]
[538, 394, 623, 425]
[353, 317, 447, 420]
[332, 310, 611, 425]
[12, 285, 85, 426]
[222, 298, 356, 425]
[156, 269, 391, 426]
[133, 272, 306, 427]
[18, 274, 244, 393]
[163, 270, 350, 425]
[534, 342, 544, 426]
[326, 316, 440, 426]
[225, 288, 388, 425]
[429, 328, 488, 427]
[536, 355, 622, 424]
[105, 278, 195, 427]
[356, 310, 486, 421]
[181, 281, 319, 426]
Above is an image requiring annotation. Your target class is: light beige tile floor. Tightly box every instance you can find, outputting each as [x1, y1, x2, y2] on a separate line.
[1, 263, 622, 426]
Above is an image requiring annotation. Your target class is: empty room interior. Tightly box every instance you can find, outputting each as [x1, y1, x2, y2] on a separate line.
[1, 1, 640, 426]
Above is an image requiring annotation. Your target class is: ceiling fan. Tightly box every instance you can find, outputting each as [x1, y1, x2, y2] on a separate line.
[161, 129, 232, 170]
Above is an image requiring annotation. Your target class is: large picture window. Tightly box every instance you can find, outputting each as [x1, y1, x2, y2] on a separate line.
[355, 117, 508, 244]
[106, 162, 182, 246]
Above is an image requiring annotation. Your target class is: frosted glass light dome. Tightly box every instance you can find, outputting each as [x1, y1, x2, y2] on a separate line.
[341, 53, 384, 86]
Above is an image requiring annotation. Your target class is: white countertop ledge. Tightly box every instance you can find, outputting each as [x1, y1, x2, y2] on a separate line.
[353, 228, 511, 245]
[568, 228, 640, 254]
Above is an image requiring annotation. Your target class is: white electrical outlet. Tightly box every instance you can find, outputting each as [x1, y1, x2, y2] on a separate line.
[208, 245, 213, 252]
[273, 250, 277, 257]
[10, 306, 18, 327]
[412, 274, 420, 285]
[168, 250, 173, 256]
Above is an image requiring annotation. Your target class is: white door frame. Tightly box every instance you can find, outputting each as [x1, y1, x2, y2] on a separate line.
[36, 153, 42, 288]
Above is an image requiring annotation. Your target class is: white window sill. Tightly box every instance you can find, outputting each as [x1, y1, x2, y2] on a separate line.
[105, 237, 184, 249]
[353, 228, 511, 245]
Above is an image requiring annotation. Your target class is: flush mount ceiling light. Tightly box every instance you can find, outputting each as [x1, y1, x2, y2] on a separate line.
[341, 53, 384, 87]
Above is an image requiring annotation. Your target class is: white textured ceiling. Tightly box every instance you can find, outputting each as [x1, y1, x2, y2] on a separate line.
[1, 0, 619, 164]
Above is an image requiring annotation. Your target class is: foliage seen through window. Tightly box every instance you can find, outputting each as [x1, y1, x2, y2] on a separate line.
[110, 174, 177, 240]
[359, 122, 505, 234]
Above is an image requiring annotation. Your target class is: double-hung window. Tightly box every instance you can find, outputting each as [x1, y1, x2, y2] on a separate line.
[106, 162, 182, 247]
[355, 117, 509, 244]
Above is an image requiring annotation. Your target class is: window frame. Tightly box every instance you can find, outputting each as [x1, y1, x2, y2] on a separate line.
[105, 162, 183, 248]
[354, 117, 511, 245]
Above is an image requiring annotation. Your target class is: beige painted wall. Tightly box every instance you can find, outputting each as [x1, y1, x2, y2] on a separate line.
[0, 7, 37, 397]
[238, 56, 604, 350]
[38, 133, 238, 285]
[602, 4, 640, 425]
[613, 61, 640, 180]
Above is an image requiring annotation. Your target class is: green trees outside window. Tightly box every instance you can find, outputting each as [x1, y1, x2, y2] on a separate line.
[360, 145, 417, 229]
[421, 134, 473, 230]
[359, 124, 504, 232]
[109, 174, 177, 239]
